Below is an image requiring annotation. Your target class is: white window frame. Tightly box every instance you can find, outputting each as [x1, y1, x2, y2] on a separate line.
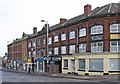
[61, 33, 66, 41]
[79, 43, 86, 53]
[69, 30, 75, 39]
[48, 37, 52, 45]
[69, 45, 75, 54]
[110, 24, 120, 33]
[79, 28, 86, 37]
[28, 42, 31, 48]
[61, 46, 66, 54]
[110, 41, 120, 52]
[91, 25, 103, 35]
[32, 41, 36, 47]
[54, 35, 58, 42]
[54, 47, 58, 55]
[91, 42, 103, 52]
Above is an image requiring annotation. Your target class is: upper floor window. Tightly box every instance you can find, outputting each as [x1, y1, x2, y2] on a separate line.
[37, 39, 40, 46]
[91, 42, 103, 53]
[43, 38, 45, 45]
[61, 32, 66, 41]
[32, 41, 36, 47]
[48, 37, 52, 45]
[79, 28, 86, 37]
[61, 46, 66, 54]
[54, 35, 58, 42]
[110, 41, 120, 52]
[28, 42, 31, 48]
[69, 45, 75, 54]
[32, 51, 36, 57]
[69, 30, 75, 39]
[91, 25, 103, 35]
[54, 47, 58, 55]
[28, 51, 31, 57]
[48, 49, 52, 56]
[110, 24, 120, 33]
[79, 43, 86, 53]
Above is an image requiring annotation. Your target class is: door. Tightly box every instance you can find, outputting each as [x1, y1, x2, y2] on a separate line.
[71, 60, 75, 73]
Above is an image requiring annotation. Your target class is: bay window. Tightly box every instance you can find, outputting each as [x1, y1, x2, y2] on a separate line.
[91, 42, 103, 52]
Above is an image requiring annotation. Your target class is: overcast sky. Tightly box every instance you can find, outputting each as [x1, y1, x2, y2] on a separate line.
[0, 0, 119, 57]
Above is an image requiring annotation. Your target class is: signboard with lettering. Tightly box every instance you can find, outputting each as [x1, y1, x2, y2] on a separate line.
[91, 35, 103, 41]
[27, 58, 32, 63]
[110, 34, 120, 39]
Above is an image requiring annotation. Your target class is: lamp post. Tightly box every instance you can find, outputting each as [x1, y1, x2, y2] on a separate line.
[41, 20, 49, 72]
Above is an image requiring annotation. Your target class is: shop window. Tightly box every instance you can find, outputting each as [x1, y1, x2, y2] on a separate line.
[69, 45, 75, 54]
[61, 32, 66, 41]
[79, 43, 86, 53]
[54, 35, 58, 42]
[109, 58, 120, 71]
[64, 59, 68, 69]
[79, 28, 86, 37]
[91, 25, 103, 35]
[48, 37, 52, 45]
[69, 30, 75, 39]
[110, 24, 120, 33]
[79, 59, 85, 71]
[54, 47, 58, 55]
[110, 41, 120, 52]
[89, 58, 103, 71]
[61, 46, 66, 54]
[91, 42, 103, 52]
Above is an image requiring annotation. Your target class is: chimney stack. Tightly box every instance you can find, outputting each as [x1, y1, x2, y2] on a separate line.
[84, 4, 91, 16]
[33, 27, 37, 34]
[60, 18, 67, 25]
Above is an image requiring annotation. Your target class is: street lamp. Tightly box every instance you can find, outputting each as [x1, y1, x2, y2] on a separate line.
[41, 20, 49, 71]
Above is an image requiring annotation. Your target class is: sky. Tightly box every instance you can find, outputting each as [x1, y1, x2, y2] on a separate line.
[0, 0, 119, 57]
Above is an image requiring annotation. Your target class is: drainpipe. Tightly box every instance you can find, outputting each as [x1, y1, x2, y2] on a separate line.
[77, 27, 79, 53]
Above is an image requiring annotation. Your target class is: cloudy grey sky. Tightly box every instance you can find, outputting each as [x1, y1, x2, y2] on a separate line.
[0, 0, 119, 57]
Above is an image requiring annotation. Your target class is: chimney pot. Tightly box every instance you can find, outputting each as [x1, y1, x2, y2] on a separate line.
[33, 27, 37, 34]
[60, 18, 67, 25]
[84, 4, 91, 16]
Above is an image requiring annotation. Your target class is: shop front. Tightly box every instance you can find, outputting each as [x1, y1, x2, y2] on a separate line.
[37, 57, 45, 72]
[62, 52, 120, 75]
[26, 57, 34, 73]
[49, 56, 62, 73]
[44, 56, 51, 72]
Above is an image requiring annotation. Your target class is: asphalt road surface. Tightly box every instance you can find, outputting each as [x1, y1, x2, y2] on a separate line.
[1, 70, 119, 84]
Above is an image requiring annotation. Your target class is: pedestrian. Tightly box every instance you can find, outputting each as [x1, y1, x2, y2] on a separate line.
[28, 67, 30, 74]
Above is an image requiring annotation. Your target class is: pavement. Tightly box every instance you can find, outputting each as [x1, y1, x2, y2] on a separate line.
[2, 68, 120, 81]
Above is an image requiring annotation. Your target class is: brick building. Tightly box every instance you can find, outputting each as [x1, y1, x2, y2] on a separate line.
[8, 32, 32, 71]
[8, 3, 120, 75]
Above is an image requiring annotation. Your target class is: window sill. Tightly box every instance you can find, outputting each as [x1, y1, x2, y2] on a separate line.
[78, 69, 85, 71]
[63, 67, 68, 70]
[89, 70, 104, 72]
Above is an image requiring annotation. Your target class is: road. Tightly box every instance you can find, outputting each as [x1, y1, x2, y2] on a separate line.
[1, 70, 119, 84]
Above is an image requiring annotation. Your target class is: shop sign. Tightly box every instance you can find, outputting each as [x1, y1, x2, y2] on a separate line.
[110, 34, 120, 39]
[52, 57, 61, 61]
[91, 35, 103, 41]
[44, 57, 51, 61]
[27, 58, 32, 63]
[37, 57, 44, 61]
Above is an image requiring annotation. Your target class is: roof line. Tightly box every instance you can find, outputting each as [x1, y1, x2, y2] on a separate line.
[113, 4, 120, 10]
[88, 7, 99, 16]
[108, 3, 112, 12]
[97, 4, 109, 14]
